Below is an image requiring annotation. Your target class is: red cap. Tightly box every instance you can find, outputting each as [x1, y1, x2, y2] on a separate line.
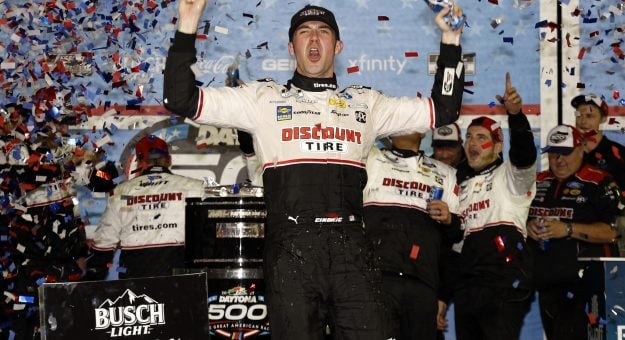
[468, 116, 503, 143]
[135, 135, 169, 160]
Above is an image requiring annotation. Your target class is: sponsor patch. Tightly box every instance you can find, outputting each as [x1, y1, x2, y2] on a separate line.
[276, 106, 292, 121]
[355, 111, 367, 123]
[442, 67, 454, 96]
[329, 98, 347, 108]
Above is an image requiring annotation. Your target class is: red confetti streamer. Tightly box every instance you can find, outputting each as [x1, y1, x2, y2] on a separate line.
[488, 0, 498, 4]
[378, 16, 389, 21]
[614, 91, 620, 100]
[74, 148, 85, 157]
[409, 245, 420, 260]
[577, 47, 586, 60]
[613, 46, 624, 59]
[347, 65, 360, 74]
[590, 31, 599, 37]
[494, 235, 505, 252]
[587, 312, 597, 325]
[404, 52, 419, 57]
[576, 82, 586, 89]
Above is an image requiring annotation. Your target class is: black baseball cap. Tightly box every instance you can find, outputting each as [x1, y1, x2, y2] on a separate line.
[289, 5, 340, 41]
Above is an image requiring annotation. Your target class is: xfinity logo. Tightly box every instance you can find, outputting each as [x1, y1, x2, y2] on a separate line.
[94, 289, 165, 337]
[347, 54, 407, 75]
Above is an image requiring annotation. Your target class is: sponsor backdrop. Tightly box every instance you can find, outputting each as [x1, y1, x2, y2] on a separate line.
[39, 274, 209, 339]
[2, 0, 624, 339]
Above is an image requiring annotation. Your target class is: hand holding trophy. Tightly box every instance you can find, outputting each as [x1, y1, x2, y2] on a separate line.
[424, 0, 466, 30]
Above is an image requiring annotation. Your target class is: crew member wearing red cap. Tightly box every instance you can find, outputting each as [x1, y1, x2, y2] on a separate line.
[453, 73, 537, 340]
[88, 135, 205, 279]
[526, 124, 621, 340]
[164, 1, 467, 339]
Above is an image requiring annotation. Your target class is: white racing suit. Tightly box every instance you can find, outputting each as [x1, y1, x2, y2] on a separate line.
[454, 112, 537, 340]
[363, 147, 462, 339]
[164, 30, 464, 340]
[90, 167, 205, 279]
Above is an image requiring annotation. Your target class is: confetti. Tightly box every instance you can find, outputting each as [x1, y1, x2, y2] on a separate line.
[347, 66, 360, 74]
[214, 25, 229, 35]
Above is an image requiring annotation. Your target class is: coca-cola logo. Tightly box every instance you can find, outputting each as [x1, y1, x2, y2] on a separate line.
[195, 56, 237, 74]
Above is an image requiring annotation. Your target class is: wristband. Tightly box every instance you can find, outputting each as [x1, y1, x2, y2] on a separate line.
[566, 222, 574, 238]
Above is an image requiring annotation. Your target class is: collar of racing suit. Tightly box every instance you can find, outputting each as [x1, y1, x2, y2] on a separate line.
[388, 148, 422, 158]
[469, 157, 504, 177]
[287, 71, 338, 92]
[139, 166, 172, 176]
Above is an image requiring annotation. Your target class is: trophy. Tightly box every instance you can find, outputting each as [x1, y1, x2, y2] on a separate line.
[424, 0, 465, 30]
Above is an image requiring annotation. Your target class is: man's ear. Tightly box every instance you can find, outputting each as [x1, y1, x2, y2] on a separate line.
[288, 41, 295, 56]
[335, 40, 344, 55]
[494, 141, 504, 155]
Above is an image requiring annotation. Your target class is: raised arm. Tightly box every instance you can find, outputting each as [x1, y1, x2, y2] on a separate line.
[497, 72, 536, 169]
[163, 0, 207, 118]
[431, 6, 465, 127]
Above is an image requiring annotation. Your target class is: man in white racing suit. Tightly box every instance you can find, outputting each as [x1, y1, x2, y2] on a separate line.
[364, 132, 462, 340]
[164, 2, 465, 339]
[454, 73, 537, 340]
[89, 135, 205, 279]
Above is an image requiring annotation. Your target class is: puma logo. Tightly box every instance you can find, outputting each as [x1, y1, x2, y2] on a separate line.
[287, 216, 299, 224]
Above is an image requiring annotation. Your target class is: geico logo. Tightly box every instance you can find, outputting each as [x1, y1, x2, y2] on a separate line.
[208, 304, 267, 321]
[262, 59, 296, 71]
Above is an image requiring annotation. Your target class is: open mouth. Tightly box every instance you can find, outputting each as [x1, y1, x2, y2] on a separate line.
[308, 48, 320, 61]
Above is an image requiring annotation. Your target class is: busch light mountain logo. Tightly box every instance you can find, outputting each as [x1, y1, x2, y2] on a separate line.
[94, 289, 165, 337]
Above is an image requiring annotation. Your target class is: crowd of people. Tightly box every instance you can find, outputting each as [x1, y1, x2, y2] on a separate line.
[0, 102, 118, 339]
[1, 1, 623, 340]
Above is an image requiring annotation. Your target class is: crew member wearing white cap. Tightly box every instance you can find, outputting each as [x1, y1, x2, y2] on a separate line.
[526, 124, 621, 340]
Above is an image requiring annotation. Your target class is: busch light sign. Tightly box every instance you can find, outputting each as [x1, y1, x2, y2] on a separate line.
[39, 274, 208, 339]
